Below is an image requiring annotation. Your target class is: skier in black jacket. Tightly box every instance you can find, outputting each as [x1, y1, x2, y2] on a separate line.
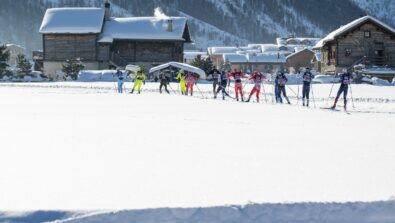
[215, 70, 231, 100]
[158, 71, 170, 94]
[302, 67, 315, 106]
[209, 66, 221, 96]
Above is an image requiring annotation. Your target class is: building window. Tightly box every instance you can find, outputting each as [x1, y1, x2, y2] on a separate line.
[345, 49, 351, 57]
[364, 31, 371, 38]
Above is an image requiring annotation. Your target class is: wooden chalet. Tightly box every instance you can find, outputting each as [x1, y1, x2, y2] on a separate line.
[285, 48, 315, 73]
[314, 16, 395, 74]
[39, 2, 191, 79]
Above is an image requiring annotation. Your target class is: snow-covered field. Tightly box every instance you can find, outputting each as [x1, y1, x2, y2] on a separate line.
[0, 82, 394, 215]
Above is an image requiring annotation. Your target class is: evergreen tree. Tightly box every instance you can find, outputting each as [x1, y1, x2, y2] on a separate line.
[16, 53, 32, 78]
[191, 55, 213, 75]
[0, 45, 10, 78]
[62, 58, 85, 80]
[221, 59, 232, 72]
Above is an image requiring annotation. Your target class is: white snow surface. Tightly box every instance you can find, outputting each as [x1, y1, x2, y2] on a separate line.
[98, 17, 187, 42]
[39, 8, 105, 34]
[0, 82, 394, 211]
[315, 16, 395, 48]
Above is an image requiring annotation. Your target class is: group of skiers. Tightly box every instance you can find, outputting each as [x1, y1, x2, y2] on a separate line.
[114, 66, 146, 94]
[114, 65, 353, 110]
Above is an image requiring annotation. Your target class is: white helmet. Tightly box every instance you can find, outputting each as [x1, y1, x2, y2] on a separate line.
[342, 68, 348, 73]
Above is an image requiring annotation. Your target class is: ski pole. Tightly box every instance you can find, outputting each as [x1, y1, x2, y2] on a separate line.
[261, 82, 268, 104]
[310, 83, 316, 108]
[286, 85, 298, 97]
[168, 83, 178, 95]
[297, 81, 300, 105]
[349, 84, 355, 109]
[195, 84, 206, 99]
[272, 82, 275, 104]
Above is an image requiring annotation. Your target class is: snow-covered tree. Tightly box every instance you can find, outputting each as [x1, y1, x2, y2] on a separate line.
[191, 55, 213, 75]
[0, 45, 10, 78]
[16, 53, 32, 78]
[62, 58, 85, 80]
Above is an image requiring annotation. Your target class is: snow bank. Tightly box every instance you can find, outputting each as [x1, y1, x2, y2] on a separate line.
[313, 74, 339, 84]
[371, 77, 392, 86]
[78, 70, 130, 82]
[2, 201, 395, 223]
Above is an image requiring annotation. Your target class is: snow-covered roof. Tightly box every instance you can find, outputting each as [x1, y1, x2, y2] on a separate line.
[315, 16, 395, 48]
[149, 62, 207, 79]
[208, 47, 238, 55]
[223, 54, 248, 63]
[223, 53, 286, 64]
[5, 44, 25, 50]
[98, 17, 189, 42]
[247, 53, 286, 63]
[39, 8, 105, 34]
[260, 44, 279, 52]
[184, 51, 208, 58]
[285, 48, 315, 60]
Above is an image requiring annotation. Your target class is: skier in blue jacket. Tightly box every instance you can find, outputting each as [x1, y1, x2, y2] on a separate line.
[302, 67, 315, 106]
[274, 71, 290, 104]
[331, 69, 352, 110]
[114, 69, 124, 93]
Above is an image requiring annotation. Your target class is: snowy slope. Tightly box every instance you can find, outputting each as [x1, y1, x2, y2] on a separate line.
[0, 82, 394, 211]
[352, 0, 395, 26]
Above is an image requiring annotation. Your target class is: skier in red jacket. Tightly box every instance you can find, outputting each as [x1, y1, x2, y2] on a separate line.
[246, 71, 266, 103]
[228, 68, 245, 101]
[185, 72, 198, 96]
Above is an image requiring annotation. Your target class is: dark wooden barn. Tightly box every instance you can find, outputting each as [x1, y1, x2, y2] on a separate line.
[39, 3, 191, 79]
[314, 16, 395, 74]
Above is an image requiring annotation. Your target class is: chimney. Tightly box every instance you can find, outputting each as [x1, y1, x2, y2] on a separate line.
[166, 19, 173, 32]
[104, 0, 111, 21]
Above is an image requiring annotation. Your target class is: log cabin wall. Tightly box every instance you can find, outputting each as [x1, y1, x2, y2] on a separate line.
[337, 23, 395, 67]
[43, 34, 98, 61]
[320, 22, 395, 73]
[111, 40, 184, 67]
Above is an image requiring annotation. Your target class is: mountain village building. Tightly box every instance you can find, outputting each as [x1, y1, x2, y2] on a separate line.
[314, 16, 395, 74]
[39, 2, 191, 79]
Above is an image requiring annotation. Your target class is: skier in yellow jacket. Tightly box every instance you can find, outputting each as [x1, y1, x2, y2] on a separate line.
[176, 70, 187, 95]
[131, 67, 146, 94]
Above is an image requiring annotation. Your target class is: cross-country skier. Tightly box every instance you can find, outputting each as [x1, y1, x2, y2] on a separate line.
[275, 71, 290, 104]
[114, 68, 124, 94]
[158, 71, 170, 94]
[185, 72, 198, 96]
[130, 67, 146, 94]
[302, 67, 315, 106]
[209, 66, 221, 96]
[176, 70, 187, 95]
[246, 71, 266, 103]
[331, 68, 352, 110]
[215, 70, 231, 100]
[228, 68, 245, 101]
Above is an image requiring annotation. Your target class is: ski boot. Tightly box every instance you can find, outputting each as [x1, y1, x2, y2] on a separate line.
[130, 89, 134, 94]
